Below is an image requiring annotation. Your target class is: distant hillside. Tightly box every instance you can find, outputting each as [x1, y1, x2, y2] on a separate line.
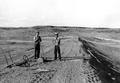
[1, 26, 120, 41]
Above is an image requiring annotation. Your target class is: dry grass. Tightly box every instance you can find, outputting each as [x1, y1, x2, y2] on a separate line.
[0, 27, 120, 83]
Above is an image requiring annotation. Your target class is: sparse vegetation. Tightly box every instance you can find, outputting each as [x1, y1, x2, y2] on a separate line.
[0, 26, 120, 83]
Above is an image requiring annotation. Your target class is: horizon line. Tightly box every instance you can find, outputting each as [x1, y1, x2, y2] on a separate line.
[0, 25, 119, 29]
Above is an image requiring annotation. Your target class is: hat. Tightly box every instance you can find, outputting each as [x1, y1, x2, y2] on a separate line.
[55, 32, 59, 35]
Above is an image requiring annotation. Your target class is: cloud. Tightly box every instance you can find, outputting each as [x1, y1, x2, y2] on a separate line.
[0, 0, 120, 28]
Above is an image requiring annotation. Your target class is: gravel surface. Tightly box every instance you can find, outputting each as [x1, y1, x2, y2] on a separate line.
[0, 35, 118, 83]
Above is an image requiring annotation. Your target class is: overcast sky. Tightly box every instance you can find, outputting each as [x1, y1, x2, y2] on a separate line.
[0, 0, 120, 28]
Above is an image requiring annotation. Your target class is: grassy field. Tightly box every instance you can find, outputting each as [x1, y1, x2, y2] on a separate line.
[0, 26, 120, 83]
[0, 26, 120, 68]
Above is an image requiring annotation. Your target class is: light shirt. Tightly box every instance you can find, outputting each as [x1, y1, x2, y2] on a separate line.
[34, 34, 42, 44]
[54, 37, 60, 46]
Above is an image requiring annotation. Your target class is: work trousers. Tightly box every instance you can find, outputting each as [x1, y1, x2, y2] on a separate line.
[35, 44, 40, 59]
[54, 45, 61, 60]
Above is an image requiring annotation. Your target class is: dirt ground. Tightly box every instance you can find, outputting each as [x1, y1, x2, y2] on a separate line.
[0, 33, 100, 83]
[0, 27, 120, 83]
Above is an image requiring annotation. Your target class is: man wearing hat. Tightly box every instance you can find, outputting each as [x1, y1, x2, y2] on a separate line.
[34, 32, 42, 59]
[54, 33, 61, 60]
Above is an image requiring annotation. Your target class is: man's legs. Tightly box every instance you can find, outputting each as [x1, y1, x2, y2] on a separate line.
[35, 44, 40, 59]
[35, 48, 37, 59]
[37, 49, 40, 59]
[58, 46, 61, 60]
[35, 44, 38, 59]
[54, 46, 57, 60]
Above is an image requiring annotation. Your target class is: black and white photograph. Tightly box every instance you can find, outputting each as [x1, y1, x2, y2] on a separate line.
[0, 0, 120, 83]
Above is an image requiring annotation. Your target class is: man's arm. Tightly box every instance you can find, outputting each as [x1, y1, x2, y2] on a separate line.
[58, 38, 61, 45]
[34, 36, 37, 42]
[39, 36, 42, 42]
[33, 36, 35, 41]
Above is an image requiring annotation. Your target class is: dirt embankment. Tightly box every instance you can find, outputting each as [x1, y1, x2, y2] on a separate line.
[1, 36, 118, 83]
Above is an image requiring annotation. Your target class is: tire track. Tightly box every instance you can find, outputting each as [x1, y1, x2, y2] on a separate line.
[82, 60, 101, 83]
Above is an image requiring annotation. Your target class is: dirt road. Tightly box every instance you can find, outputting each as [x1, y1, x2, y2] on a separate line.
[0, 35, 109, 83]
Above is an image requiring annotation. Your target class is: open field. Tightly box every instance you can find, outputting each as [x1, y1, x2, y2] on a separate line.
[0, 26, 120, 83]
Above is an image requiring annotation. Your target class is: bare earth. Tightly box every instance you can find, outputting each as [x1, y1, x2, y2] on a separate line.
[0, 27, 120, 83]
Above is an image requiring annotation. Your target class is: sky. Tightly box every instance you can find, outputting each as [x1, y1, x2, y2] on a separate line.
[0, 0, 120, 28]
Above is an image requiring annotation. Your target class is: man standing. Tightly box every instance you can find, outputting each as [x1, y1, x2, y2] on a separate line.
[34, 32, 42, 59]
[54, 33, 61, 60]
